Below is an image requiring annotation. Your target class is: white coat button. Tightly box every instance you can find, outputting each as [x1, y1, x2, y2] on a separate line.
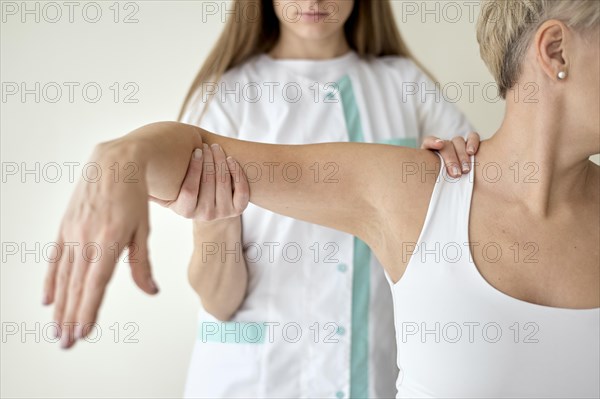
[336, 326, 346, 335]
[336, 391, 345, 399]
[337, 263, 348, 272]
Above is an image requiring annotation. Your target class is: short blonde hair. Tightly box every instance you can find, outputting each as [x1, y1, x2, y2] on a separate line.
[476, 0, 599, 98]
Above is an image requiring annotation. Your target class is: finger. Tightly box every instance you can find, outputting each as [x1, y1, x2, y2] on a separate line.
[75, 243, 119, 340]
[173, 148, 204, 218]
[128, 223, 159, 295]
[452, 136, 471, 174]
[465, 131, 481, 155]
[438, 140, 462, 178]
[43, 234, 64, 305]
[60, 255, 89, 349]
[53, 245, 74, 338]
[212, 144, 233, 216]
[227, 157, 250, 215]
[420, 136, 446, 150]
[196, 144, 216, 220]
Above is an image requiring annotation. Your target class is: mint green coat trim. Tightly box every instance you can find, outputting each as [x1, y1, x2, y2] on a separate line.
[336, 75, 370, 399]
[335, 76, 419, 398]
[379, 137, 418, 148]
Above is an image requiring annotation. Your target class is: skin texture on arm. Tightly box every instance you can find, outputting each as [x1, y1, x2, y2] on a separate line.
[189, 217, 247, 321]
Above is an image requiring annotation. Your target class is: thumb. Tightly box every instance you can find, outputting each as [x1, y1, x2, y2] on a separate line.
[129, 224, 159, 295]
[148, 195, 172, 208]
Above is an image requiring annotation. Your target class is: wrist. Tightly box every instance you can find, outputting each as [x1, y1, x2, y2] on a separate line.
[193, 215, 242, 231]
[92, 138, 149, 182]
[193, 217, 243, 248]
[93, 137, 149, 165]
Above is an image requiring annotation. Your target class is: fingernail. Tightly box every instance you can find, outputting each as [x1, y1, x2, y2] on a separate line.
[203, 143, 209, 150]
[148, 277, 159, 294]
[435, 139, 444, 144]
[211, 143, 221, 151]
[452, 166, 461, 177]
[74, 325, 82, 339]
[193, 148, 202, 160]
[60, 332, 70, 349]
[462, 162, 470, 173]
[42, 292, 50, 305]
[467, 146, 475, 154]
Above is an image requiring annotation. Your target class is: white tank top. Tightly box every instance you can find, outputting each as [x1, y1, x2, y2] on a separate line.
[387, 154, 600, 398]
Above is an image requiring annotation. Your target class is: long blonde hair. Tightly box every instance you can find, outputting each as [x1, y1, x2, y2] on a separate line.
[179, 0, 424, 120]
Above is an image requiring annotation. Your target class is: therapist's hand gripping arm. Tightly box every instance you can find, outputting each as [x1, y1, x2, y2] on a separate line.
[421, 132, 480, 177]
[151, 143, 250, 321]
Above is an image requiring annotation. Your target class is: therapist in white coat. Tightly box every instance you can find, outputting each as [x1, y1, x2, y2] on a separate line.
[173, 1, 477, 398]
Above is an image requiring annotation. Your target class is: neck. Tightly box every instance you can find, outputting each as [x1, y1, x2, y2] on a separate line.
[269, 29, 350, 60]
[478, 93, 598, 216]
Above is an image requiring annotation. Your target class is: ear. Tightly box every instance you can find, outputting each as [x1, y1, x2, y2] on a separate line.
[534, 20, 570, 82]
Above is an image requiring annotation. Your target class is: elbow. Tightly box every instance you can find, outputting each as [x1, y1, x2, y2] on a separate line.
[190, 285, 237, 322]
[202, 302, 236, 322]
[187, 268, 241, 322]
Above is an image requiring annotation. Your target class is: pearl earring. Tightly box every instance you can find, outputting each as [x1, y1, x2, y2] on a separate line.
[557, 71, 567, 80]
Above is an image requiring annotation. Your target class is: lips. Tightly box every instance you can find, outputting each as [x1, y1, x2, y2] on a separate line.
[301, 12, 329, 17]
[299, 11, 330, 20]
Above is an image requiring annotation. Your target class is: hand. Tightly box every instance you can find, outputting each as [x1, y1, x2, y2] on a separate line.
[42, 142, 158, 349]
[150, 143, 249, 222]
[421, 131, 481, 177]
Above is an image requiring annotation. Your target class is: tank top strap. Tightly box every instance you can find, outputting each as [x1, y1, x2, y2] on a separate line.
[415, 153, 475, 248]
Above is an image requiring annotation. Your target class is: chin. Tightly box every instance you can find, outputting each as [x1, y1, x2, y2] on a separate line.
[293, 26, 341, 41]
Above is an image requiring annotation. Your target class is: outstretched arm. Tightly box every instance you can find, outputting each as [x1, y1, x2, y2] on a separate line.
[45, 121, 439, 349]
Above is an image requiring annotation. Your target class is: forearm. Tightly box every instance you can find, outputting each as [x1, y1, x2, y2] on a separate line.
[188, 217, 248, 321]
[96, 121, 203, 200]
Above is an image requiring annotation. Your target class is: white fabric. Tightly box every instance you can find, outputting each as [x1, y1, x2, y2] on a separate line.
[181, 51, 473, 399]
[389, 154, 600, 398]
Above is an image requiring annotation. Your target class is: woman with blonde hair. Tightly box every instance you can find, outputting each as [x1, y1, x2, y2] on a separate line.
[170, 1, 474, 397]
[44, 0, 599, 397]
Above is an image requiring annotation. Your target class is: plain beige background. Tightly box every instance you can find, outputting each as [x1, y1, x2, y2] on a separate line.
[1, 1, 596, 397]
